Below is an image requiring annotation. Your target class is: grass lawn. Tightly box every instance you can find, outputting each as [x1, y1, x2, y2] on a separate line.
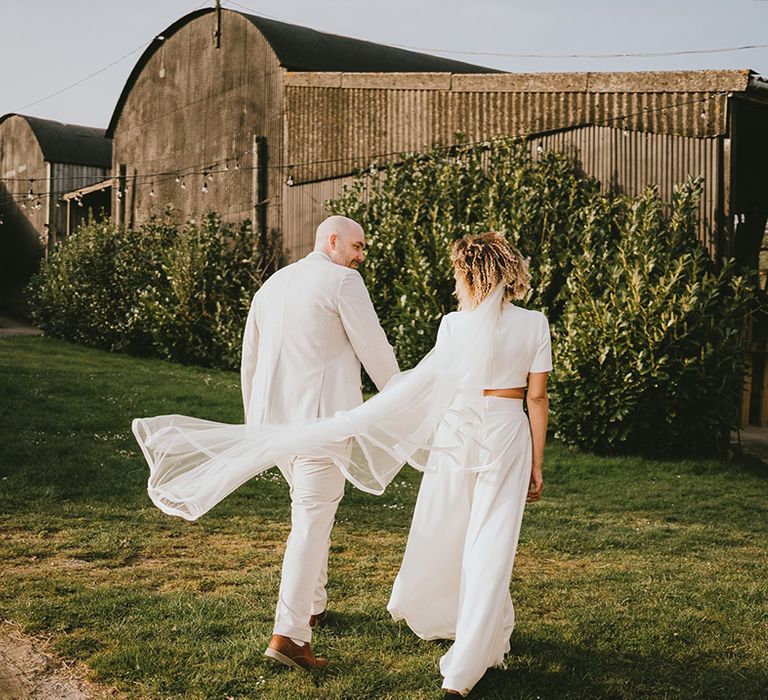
[1, 335, 767, 699]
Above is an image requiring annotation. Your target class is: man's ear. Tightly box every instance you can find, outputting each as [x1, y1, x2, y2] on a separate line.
[328, 232, 338, 250]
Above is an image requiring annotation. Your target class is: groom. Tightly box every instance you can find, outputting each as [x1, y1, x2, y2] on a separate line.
[241, 215, 399, 669]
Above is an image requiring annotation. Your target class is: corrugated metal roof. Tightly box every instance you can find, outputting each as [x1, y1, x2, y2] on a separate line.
[0, 114, 111, 167]
[241, 14, 498, 74]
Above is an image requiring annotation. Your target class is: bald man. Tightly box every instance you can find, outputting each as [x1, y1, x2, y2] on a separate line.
[241, 215, 399, 669]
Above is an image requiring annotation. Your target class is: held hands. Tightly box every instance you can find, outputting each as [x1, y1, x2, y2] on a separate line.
[527, 463, 543, 503]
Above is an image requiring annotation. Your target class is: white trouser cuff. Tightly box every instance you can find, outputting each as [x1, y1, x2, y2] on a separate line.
[273, 622, 311, 644]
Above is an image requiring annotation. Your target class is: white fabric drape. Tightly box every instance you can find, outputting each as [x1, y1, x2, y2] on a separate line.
[132, 285, 507, 521]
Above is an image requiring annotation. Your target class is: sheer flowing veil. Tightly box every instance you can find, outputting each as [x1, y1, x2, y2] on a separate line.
[132, 284, 506, 521]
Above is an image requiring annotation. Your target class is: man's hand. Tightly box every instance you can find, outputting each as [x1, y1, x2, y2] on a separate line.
[527, 463, 543, 503]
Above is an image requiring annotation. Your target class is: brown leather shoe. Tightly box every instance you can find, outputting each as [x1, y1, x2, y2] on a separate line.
[309, 610, 327, 628]
[264, 634, 328, 670]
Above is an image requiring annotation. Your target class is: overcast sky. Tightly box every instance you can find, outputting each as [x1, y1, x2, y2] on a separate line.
[1, 0, 767, 129]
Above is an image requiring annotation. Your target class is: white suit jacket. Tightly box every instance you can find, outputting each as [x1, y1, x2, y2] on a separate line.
[240, 251, 399, 425]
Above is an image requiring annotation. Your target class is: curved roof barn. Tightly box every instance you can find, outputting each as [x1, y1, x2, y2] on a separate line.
[107, 8, 497, 137]
[0, 114, 111, 167]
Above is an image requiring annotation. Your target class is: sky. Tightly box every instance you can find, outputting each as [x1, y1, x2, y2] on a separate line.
[1, 0, 767, 129]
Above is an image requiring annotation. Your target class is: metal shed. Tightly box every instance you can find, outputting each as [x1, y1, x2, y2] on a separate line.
[281, 70, 768, 265]
[107, 9, 767, 269]
[0, 113, 112, 315]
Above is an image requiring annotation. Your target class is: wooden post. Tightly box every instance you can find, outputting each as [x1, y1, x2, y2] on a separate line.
[117, 164, 126, 227]
[214, 0, 221, 48]
[252, 135, 267, 248]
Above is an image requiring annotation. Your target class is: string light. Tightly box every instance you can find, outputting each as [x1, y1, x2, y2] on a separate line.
[201, 181, 208, 193]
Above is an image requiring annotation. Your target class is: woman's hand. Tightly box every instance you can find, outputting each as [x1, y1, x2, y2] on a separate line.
[527, 463, 543, 502]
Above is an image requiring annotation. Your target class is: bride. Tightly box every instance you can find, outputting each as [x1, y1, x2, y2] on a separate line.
[388, 232, 550, 697]
[132, 231, 550, 697]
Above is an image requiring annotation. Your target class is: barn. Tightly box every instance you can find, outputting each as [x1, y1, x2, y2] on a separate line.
[107, 8, 768, 270]
[0, 114, 112, 315]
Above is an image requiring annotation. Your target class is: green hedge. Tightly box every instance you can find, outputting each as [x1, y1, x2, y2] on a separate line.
[328, 139, 756, 458]
[26, 213, 277, 370]
[552, 180, 754, 457]
[327, 137, 602, 369]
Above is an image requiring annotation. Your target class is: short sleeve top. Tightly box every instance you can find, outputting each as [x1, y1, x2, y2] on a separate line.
[438, 303, 552, 388]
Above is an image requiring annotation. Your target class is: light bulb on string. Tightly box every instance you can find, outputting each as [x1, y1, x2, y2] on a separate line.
[286, 172, 294, 187]
[116, 189, 123, 200]
[27, 189, 34, 200]
[202, 181, 208, 194]
[223, 163, 229, 171]
[175, 174, 181, 183]
[150, 185, 156, 198]
[77, 197, 83, 208]
[234, 160, 241, 170]
[181, 179, 187, 190]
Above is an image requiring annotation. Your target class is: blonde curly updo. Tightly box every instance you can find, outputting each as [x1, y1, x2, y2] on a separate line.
[450, 232, 531, 309]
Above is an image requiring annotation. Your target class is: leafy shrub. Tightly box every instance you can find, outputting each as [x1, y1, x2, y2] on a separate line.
[26, 212, 276, 370]
[327, 137, 601, 369]
[551, 180, 754, 457]
[329, 141, 755, 458]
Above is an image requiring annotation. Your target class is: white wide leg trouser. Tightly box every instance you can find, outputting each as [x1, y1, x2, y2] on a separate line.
[273, 454, 346, 643]
[388, 397, 531, 696]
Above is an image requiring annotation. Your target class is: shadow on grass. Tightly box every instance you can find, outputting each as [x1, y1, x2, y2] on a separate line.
[470, 631, 768, 699]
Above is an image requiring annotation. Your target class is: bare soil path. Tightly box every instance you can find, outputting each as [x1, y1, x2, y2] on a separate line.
[0, 622, 114, 700]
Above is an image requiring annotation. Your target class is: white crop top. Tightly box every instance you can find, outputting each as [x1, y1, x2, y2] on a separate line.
[437, 303, 552, 388]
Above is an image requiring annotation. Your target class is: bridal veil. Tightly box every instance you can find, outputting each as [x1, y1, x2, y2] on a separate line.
[132, 284, 506, 521]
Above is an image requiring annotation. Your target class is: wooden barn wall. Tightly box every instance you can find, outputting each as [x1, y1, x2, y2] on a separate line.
[283, 70, 745, 185]
[112, 10, 284, 237]
[0, 116, 48, 258]
[281, 126, 722, 262]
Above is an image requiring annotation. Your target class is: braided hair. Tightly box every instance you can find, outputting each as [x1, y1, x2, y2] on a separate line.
[450, 232, 531, 310]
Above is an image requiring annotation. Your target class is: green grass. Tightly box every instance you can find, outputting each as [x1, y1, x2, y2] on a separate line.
[1, 335, 767, 699]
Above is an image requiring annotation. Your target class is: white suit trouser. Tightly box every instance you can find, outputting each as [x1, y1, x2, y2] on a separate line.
[388, 397, 531, 696]
[273, 454, 345, 643]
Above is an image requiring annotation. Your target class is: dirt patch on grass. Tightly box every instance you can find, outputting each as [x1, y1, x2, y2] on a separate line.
[0, 622, 115, 699]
